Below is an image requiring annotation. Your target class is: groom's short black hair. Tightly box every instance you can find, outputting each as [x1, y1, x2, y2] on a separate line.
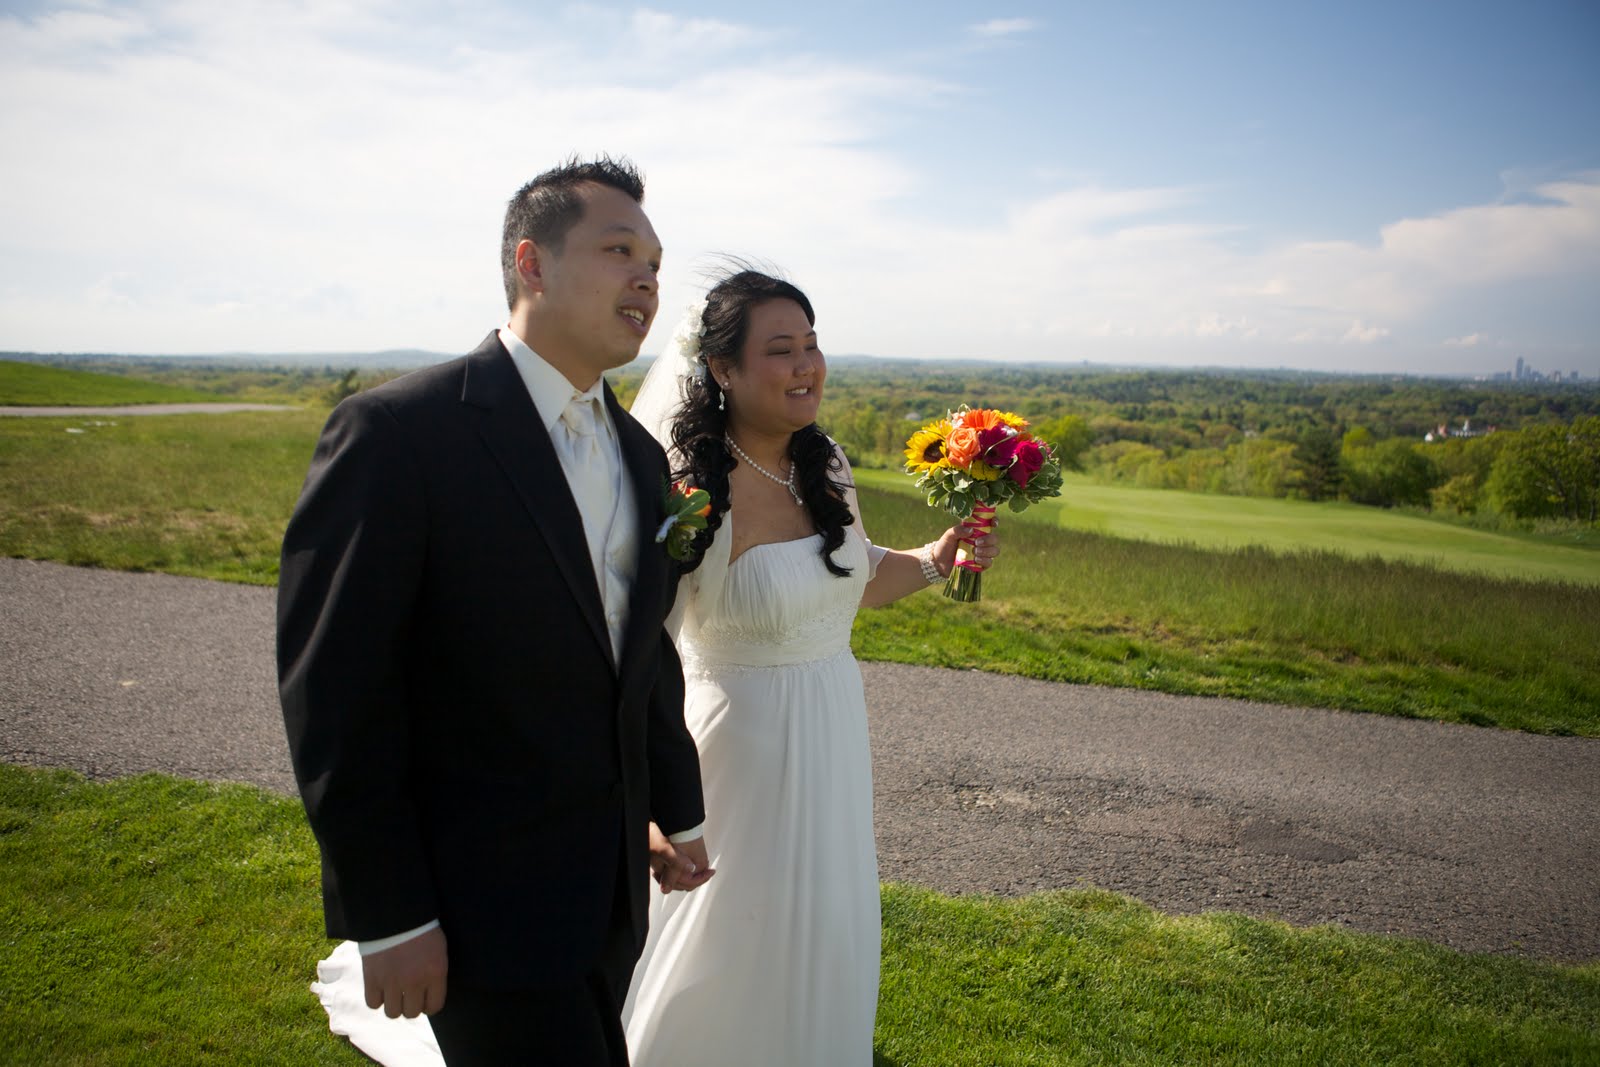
[501, 155, 646, 310]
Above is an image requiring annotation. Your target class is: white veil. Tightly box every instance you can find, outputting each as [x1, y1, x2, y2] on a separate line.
[630, 300, 707, 454]
[630, 300, 730, 638]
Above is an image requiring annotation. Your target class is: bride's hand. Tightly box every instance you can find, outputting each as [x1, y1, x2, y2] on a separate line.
[932, 519, 1000, 574]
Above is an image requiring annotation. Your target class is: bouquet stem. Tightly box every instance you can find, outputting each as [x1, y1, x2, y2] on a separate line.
[944, 503, 997, 602]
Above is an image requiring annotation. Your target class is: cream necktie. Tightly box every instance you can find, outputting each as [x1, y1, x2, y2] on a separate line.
[557, 394, 614, 576]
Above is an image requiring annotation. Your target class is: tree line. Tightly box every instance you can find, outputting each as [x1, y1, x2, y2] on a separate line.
[802, 362, 1600, 527]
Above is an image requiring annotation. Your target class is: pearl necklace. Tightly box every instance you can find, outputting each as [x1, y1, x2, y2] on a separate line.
[726, 437, 803, 506]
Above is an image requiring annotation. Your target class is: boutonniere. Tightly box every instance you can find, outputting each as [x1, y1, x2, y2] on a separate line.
[655, 480, 712, 561]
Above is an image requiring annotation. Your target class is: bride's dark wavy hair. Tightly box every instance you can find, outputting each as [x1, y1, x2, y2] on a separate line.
[669, 269, 855, 576]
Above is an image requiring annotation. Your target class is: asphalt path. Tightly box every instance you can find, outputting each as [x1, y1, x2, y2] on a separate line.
[2, 557, 1595, 963]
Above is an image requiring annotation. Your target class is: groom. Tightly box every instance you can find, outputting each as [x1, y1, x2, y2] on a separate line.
[278, 156, 710, 1065]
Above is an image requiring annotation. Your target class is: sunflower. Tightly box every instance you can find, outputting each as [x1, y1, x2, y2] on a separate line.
[904, 420, 952, 473]
[997, 410, 1031, 432]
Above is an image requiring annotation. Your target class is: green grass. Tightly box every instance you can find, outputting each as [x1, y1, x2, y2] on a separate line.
[855, 468, 1600, 587]
[856, 484, 1600, 735]
[0, 411, 321, 584]
[878, 885, 1599, 1066]
[3, 411, 1597, 734]
[0, 360, 218, 406]
[0, 765, 354, 1065]
[3, 764, 1594, 1066]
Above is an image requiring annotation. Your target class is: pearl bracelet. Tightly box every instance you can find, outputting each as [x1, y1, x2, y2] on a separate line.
[918, 544, 943, 585]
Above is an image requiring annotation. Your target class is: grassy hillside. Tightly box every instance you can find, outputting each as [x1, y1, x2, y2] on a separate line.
[857, 483, 1599, 735]
[855, 468, 1600, 587]
[0, 359, 219, 406]
[0, 411, 321, 585]
[2, 410, 1596, 733]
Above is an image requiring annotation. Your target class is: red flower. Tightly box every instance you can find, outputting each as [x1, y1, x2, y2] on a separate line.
[984, 429, 1020, 466]
[1004, 439, 1047, 487]
[976, 424, 1013, 459]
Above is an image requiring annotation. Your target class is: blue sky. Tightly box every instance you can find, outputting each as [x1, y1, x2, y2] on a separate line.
[2, 0, 1597, 376]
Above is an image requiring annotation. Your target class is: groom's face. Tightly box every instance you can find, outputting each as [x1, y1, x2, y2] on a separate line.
[531, 184, 662, 375]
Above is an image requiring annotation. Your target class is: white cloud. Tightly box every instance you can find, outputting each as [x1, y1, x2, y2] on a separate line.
[624, 8, 774, 68]
[1341, 321, 1390, 344]
[0, 1, 941, 353]
[0, 2, 1594, 375]
[969, 18, 1039, 38]
[1377, 176, 1600, 286]
[1444, 333, 1488, 347]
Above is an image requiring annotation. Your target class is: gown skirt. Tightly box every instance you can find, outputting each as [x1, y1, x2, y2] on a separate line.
[622, 532, 879, 1066]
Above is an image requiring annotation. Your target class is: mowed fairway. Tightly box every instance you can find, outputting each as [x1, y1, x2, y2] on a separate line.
[854, 468, 1600, 587]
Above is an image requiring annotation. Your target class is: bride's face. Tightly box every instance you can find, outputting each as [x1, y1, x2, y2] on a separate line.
[722, 299, 825, 435]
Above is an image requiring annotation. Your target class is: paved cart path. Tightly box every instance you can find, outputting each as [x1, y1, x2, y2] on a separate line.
[2, 557, 1595, 962]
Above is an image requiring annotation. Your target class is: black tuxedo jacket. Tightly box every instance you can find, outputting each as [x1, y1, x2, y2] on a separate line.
[277, 332, 704, 989]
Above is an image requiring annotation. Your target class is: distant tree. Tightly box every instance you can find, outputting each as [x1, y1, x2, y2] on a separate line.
[1485, 416, 1600, 522]
[1341, 426, 1374, 452]
[324, 368, 361, 407]
[1034, 413, 1093, 471]
[1422, 434, 1505, 515]
[1342, 438, 1440, 508]
[1217, 438, 1297, 497]
[827, 403, 886, 466]
[1289, 428, 1342, 501]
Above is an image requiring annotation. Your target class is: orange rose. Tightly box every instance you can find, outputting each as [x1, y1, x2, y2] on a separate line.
[945, 425, 983, 467]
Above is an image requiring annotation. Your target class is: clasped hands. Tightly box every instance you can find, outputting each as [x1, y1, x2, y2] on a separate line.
[362, 826, 715, 1020]
[649, 821, 715, 894]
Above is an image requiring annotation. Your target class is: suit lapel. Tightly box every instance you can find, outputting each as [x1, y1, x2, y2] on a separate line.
[608, 385, 669, 695]
[463, 334, 612, 667]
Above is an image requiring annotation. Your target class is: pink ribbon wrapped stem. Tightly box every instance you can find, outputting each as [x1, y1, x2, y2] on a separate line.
[944, 502, 996, 602]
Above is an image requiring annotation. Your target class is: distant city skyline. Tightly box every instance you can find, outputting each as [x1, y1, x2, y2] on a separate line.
[1500, 356, 1584, 384]
[2, 1, 1597, 376]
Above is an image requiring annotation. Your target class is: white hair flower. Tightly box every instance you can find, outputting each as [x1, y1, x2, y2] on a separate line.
[670, 300, 707, 365]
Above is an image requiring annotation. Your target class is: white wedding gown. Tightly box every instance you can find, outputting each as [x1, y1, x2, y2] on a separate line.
[313, 515, 881, 1067]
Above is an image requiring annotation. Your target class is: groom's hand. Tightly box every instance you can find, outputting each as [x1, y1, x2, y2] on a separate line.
[363, 926, 448, 1019]
[648, 822, 716, 894]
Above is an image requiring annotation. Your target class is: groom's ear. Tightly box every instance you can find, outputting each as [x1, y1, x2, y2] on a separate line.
[515, 238, 546, 294]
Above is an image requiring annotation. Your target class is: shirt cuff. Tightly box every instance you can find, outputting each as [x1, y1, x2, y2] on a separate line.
[359, 919, 440, 956]
[667, 822, 705, 844]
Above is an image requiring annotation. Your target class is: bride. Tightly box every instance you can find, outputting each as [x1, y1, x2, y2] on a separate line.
[311, 268, 999, 1065]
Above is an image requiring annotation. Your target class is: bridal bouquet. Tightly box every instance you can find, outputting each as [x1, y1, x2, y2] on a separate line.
[903, 407, 1064, 601]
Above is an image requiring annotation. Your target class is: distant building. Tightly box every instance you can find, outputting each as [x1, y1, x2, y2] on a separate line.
[1424, 418, 1493, 442]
